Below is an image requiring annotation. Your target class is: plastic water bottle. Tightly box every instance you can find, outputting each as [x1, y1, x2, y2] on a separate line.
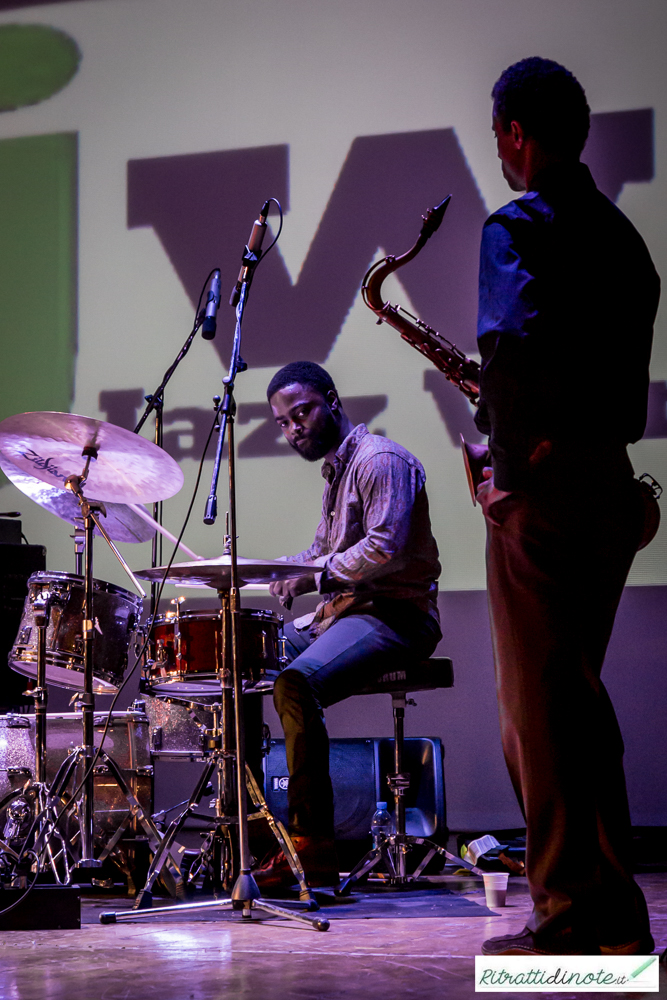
[370, 801, 393, 847]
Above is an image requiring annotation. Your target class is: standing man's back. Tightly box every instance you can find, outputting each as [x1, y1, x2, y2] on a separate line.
[475, 57, 660, 958]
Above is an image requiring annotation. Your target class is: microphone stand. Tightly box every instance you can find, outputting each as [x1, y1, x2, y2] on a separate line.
[134, 309, 207, 623]
[203, 266, 326, 927]
[102, 245, 328, 930]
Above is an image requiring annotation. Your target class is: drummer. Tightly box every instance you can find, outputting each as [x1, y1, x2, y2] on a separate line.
[255, 361, 441, 891]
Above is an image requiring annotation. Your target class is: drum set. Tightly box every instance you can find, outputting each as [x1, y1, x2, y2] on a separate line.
[0, 408, 327, 929]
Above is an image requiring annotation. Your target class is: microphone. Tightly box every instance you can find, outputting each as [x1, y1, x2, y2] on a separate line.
[201, 269, 221, 340]
[230, 200, 271, 306]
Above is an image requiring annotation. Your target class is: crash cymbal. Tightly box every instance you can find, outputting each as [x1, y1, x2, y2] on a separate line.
[135, 556, 321, 588]
[0, 411, 183, 504]
[1, 458, 157, 543]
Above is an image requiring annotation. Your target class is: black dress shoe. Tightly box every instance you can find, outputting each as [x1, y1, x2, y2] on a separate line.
[253, 835, 339, 893]
[482, 927, 600, 956]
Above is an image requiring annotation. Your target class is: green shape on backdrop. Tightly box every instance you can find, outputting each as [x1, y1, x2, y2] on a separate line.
[0, 132, 78, 425]
[0, 24, 81, 112]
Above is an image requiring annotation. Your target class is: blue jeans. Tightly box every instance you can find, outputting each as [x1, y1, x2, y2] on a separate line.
[273, 601, 440, 836]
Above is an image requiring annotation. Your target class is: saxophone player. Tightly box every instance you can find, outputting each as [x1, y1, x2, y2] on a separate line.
[252, 361, 442, 891]
[475, 58, 660, 956]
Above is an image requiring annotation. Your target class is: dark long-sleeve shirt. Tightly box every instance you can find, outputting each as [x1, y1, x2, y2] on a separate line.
[475, 162, 660, 491]
[286, 423, 441, 632]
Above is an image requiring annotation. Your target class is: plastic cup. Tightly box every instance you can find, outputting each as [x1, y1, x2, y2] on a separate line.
[483, 871, 509, 908]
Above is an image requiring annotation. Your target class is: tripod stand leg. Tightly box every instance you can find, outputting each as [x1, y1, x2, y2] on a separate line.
[100, 894, 330, 929]
[131, 757, 216, 910]
[38, 786, 73, 885]
[244, 764, 317, 907]
[336, 847, 384, 895]
[411, 845, 437, 879]
[336, 836, 401, 896]
[100, 892, 330, 930]
[100, 751, 187, 863]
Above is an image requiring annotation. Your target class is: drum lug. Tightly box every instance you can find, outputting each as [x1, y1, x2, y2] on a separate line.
[261, 723, 271, 757]
[5, 714, 30, 729]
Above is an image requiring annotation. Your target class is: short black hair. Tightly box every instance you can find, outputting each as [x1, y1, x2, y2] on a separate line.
[492, 57, 590, 157]
[267, 361, 337, 402]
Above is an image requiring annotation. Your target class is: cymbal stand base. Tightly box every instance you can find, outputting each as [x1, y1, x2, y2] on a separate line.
[47, 745, 184, 888]
[108, 759, 323, 927]
[3, 782, 74, 886]
[100, 895, 330, 931]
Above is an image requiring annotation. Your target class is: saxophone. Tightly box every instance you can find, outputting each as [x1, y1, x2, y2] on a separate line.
[361, 197, 662, 547]
[362, 196, 480, 405]
[362, 195, 488, 501]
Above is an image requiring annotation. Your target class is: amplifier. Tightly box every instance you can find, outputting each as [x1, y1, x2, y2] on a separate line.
[264, 737, 446, 842]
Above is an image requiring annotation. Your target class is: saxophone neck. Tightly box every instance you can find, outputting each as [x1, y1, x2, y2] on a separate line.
[361, 196, 452, 315]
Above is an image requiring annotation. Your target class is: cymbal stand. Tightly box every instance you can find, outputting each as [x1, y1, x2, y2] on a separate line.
[2, 583, 73, 884]
[46, 453, 151, 872]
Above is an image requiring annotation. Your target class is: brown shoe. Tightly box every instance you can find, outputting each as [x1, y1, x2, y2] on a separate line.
[253, 835, 339, 893]
[482, 927, 599, 956]
[600, 935, 655, 956]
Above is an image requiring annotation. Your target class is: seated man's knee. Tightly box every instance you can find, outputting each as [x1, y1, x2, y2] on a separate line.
[273, 666, 314, 715]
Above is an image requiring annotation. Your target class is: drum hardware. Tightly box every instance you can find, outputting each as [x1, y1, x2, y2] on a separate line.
[0, 410, 197, 892]
[0, 412, 182, 880]
[0, 583, 75, 885]
[31, 708, 182, 891]
[112, 704, 318, 914]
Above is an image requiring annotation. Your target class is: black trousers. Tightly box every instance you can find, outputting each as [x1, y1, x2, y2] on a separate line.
[486, 473, 651, 945]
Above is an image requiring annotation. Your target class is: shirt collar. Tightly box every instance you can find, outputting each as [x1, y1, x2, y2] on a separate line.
[530, 160, 596, 198]
[321, 424, 369, 482]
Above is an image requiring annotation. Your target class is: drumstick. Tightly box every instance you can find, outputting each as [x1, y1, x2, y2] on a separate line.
[128, 503, 203, 561]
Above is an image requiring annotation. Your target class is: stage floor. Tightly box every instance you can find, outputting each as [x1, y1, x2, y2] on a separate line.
[0, 873, 665, 999]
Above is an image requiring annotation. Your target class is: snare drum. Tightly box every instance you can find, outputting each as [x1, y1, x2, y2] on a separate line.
[145, 607, 283, 698]
[10, 571, 143, 695]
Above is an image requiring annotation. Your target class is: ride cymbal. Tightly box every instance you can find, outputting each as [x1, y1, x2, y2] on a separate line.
[1, 458, 157, 543]
[0, 411, 183, 504]
[135, 556, 321, 588]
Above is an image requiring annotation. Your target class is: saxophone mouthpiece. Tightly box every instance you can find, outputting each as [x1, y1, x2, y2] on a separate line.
[421, 195, 452, 239]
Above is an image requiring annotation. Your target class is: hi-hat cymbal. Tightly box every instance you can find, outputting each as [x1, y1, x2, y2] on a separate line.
[135, 556, 320, 588]
[1, 458, 156, 543]
[0, 411, 183, 504]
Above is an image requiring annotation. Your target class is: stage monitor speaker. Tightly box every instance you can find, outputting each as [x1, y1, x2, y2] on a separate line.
[0, 542, 46, 711]
[264, 737, 447, 842]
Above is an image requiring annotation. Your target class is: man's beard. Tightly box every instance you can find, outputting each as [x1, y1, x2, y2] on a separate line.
[289, 412, 339, 462]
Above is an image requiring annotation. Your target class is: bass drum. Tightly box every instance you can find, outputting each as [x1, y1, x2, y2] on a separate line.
[145, 608, 283, 698]
[10, 571, 143, 695]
